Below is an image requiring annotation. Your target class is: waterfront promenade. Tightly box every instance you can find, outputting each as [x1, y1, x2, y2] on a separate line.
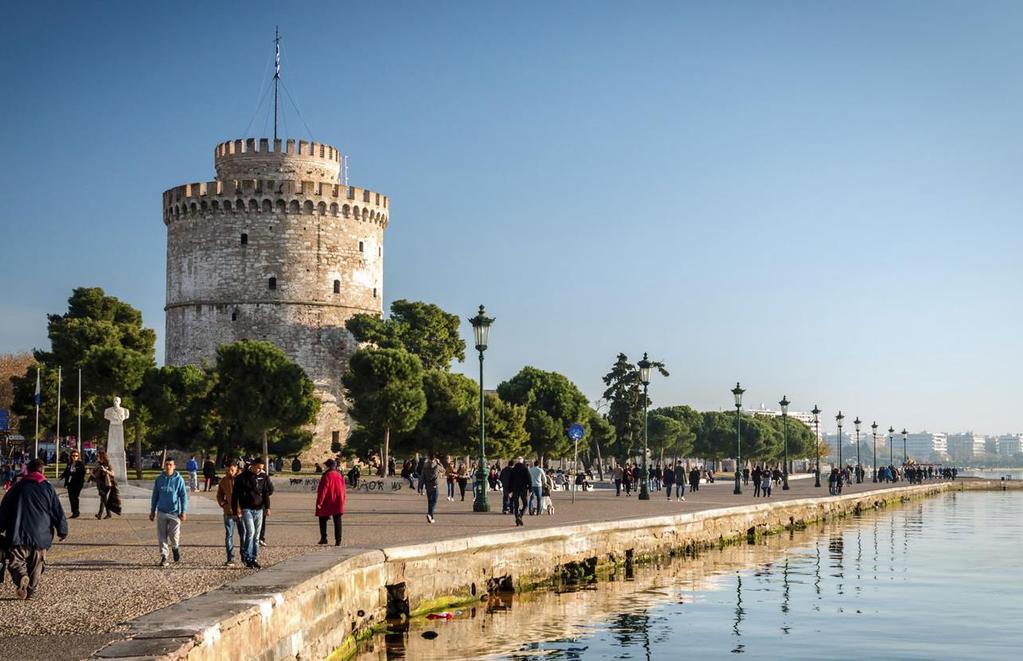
[0, 475, 975, 660]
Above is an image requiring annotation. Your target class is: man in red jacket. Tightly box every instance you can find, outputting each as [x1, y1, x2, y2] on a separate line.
[315, 459, 347, 546]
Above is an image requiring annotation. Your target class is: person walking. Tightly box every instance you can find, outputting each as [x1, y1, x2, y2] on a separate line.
[445, 465, 455, 502]
[613, 464, 623, 496]
[232, 459, 272, 568]
[89, 452, 122, 519]
[752, 466, 763, 497]
[185, 456, 199, 492]
[455, 463, 469, 502]
[315, 458, 347, 546]
[215, 462, 241, 566]
[202, 456, 217, 492]
[61, 449, 86, 519]
[150, 458, 188, 567]
[689, 467, 701, 493]
[509, 457, 531, 526]
[258, 469, 275, 548]
[0, 459, 67, 599]
[420, 454, 440, 523]
[527, 460, 546, 515]
[663, 462, 675, 500]
[499, 462, 513, 514]
[760, 469, 772, 497]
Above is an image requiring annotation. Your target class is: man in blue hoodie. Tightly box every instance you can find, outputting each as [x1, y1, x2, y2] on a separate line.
[150, 457, 188, 567]
[0, 459, 67, 599]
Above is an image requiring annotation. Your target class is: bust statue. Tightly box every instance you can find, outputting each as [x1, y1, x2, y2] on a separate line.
[103, 396, 130, 484]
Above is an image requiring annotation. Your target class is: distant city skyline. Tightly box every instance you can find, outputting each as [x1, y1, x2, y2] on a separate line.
[1, 2, 1020, 435]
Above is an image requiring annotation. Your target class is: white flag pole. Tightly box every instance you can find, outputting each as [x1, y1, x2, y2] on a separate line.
[33, 367, 40, 461]
[77, 369, 82, 456]
[55, 366, 62, 478]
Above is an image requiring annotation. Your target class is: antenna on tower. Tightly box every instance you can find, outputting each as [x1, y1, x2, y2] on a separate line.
[343, 155, 349, 186]
[273, 26, 281, 141]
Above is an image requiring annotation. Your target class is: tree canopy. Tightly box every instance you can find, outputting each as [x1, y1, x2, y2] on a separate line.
[496, 366, 589, 460]
[10, 287, 156, 441]
[215, 340, 320, 463]
[342, 347, 426, 473]
[345, 299, 465, 371]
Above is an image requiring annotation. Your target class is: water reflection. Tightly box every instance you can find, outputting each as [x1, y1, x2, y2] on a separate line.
[354, 492, 1023, 660]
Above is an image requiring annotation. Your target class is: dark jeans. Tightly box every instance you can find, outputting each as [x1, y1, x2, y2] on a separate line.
[259, 506, 268, 542]
[502, 488, 512, 513]
[512, 489, 529, 520]
[67, 484, 82, 516]
[318, 514, 343, 544]
[427, 487, 438, 518]
[664, 481, 674, 498]
[614, 479, 622, 495]
[97, 487, 111, 517]
[7, 546, 45, 596]
[457, 478, 467, 500]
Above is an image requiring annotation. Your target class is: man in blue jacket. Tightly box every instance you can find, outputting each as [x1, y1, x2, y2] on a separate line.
[0, 459, 68, 599]
[150, 457, 188, 567]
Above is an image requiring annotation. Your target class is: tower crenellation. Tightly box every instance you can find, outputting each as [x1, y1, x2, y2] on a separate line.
[164, 136, 388, 462]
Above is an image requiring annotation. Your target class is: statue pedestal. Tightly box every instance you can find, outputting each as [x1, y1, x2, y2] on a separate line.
[107, 427, 129, 485]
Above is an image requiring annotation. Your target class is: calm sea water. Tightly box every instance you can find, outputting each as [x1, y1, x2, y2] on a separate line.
[355, 491, 1023, 660]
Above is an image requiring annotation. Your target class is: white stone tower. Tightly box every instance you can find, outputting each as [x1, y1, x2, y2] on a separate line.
[163, 137, 389, 460]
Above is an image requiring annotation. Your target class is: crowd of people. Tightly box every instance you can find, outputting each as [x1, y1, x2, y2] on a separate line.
[0, 446, 969, 599]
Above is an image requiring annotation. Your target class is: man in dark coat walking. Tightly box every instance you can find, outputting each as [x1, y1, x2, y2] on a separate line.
[61, 449, 86, 518]
[509, 457, 532, 527]
[0, 459, 68, 599]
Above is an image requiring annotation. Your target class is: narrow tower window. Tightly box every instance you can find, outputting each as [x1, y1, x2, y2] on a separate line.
[240, 232, 248, 245]
[268, 277, 277, 290]
[373, 287, 378, 298]
[358, 241, 364, 253]
[333, 280, 341, 294]
[231, 310, 238, 321]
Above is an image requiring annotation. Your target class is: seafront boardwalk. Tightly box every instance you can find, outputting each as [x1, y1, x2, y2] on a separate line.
[0, 474, 970, 660]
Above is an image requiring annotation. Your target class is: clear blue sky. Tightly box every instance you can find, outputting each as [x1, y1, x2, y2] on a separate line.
[1, 1, 1020, 435]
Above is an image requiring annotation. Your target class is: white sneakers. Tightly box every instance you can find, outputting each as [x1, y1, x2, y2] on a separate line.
[426, 515, 435, 524]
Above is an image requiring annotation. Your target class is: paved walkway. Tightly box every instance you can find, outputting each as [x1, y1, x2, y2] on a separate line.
[0, 474, 948, 660]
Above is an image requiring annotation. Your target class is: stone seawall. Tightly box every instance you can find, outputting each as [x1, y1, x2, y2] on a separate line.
[92, 480, 1018, 660]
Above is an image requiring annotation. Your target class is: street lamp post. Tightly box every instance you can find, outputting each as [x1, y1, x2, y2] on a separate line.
[637, 353, 652, 501]
[854, 417, 862, 483]
[835, 411, 845, 472]
[902, 429, 908, 465]
[469, 305, 494, 513]
[780, 396, 790, 490]
[732, 382, 745, 495]
[888, 426, 895, 469]
[812, 405, 821, 488]
[871, 421, 878, 483]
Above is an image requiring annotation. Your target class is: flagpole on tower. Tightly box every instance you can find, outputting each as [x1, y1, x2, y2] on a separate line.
[33, 367, 40, 460]
[273, 26, 280, 141]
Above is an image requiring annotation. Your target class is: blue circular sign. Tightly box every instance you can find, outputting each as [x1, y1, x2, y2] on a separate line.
[567, 423, 585, 441]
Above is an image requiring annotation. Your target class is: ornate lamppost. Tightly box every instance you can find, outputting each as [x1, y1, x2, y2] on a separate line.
[871, 421, 878, 483]
[854, 417, 862, 483]
[780, 395, 790, 490]
[835, 411, 845, 471]
[637, 353, 652, 501]
[812, 405, 822, 487]
[888, 426, 895, 469]
[902, 429, 908, 465]
[469, 305, 494, 513]
[732, 382, 745, 495]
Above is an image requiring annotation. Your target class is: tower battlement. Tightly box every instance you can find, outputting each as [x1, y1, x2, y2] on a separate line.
[162, 179, 389, 226]
[214, 137, 342, 183]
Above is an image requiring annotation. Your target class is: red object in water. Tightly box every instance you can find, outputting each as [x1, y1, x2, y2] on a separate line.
[425, 612, 453, 620]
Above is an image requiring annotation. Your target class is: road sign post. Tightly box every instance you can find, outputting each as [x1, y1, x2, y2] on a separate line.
[567, 423, 585, 504]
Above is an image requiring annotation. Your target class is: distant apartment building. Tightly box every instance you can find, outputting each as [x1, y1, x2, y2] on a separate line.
[905, 432, 948, 462]
[747, 403, 821, 438]
[997, 434, 1023, 456]
[946, 433, 987, 462]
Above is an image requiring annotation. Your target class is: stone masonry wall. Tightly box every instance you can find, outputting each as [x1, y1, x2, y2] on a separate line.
[164, 139, 388, 462]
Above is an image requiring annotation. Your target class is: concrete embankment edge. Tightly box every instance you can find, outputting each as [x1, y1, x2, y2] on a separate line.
[92, 480, 1017, 660]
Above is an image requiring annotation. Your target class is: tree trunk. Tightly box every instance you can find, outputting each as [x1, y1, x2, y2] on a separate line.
[135, 425, 143, 479]
[382, 427, 390, 479]
[262, 429, 269, 470]
[594, 438, 604, 480]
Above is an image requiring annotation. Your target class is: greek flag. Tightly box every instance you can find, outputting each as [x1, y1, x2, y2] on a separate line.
[274, 30, 280, 79]
[34, 368, 40, 407]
